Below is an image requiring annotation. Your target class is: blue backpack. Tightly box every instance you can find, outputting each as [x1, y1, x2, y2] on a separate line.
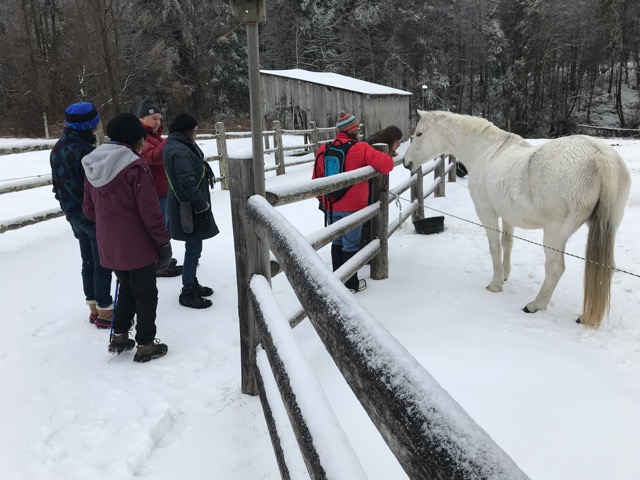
[319, 140, 357, 201]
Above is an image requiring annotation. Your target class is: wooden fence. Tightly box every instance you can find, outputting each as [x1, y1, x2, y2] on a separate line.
[0, 121, 339, 233]
[0, 120, 335, 198]
[229, 147, 529, 479]
[577, 124, 640, 138]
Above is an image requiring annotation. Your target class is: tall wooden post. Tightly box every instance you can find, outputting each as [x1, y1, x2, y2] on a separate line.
[229, 0, 269, 395]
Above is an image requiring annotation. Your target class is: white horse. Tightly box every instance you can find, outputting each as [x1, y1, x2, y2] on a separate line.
[404, 111, 631, 327]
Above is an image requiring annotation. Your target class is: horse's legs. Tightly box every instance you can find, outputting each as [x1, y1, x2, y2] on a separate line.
[501, 221, 514, 281]
[476, 210, 504, 292]
[523, 229, 569, 313]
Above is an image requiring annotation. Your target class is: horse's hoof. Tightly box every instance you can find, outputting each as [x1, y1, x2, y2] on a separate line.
[523, 306, 532, 313]
[576, 317, 581, 324]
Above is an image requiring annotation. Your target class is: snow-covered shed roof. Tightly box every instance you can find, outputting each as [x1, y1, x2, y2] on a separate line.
[260, 69, 412, 96]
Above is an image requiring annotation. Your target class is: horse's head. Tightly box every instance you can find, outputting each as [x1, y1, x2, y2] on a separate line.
[403, 110, 449, 171]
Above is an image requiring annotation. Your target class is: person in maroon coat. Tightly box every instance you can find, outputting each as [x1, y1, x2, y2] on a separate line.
[312, 111, 394, 293]
[82, 113, 171, 363]
[138, 96, 182, 278]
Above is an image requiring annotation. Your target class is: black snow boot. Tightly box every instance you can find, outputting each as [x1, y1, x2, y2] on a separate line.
[179, 287, 213, 309]
[194, 278, 214, 297]
[342, 250, 367, 293]
[331, 243, 343, 272]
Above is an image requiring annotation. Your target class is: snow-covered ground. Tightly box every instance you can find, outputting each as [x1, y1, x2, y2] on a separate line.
[0, 135, 638, 480]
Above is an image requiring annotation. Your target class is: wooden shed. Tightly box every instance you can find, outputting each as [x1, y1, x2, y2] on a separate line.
[260, 69, 412, 140]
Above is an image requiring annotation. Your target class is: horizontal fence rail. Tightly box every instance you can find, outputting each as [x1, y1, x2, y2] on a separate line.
[0, 120, 336, 196]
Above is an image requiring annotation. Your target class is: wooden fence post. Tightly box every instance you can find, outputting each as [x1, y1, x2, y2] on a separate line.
[448, 155, 457, 183]
[228, 155, 271, 396]
[274, 121, 285, 176]
[411, 166, 425, 222]
[263, 118, 270, 150]
[370, 144, 389, 280]
[310, 121, 319, 155]
[216, 122, 229, 190]
[43, 113, 49, 140]
[435, 154, 446, 197]
[370, 175, 390, 280]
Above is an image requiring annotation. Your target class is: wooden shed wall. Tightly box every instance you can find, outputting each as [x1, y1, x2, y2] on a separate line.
[362, 96, 411, 141]
[261, 74, 411, 140]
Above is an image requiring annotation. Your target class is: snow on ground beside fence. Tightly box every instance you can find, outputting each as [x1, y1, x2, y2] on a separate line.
[0, 137, 639, 480]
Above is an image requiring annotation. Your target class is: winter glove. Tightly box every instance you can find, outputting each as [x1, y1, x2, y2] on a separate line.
[157, 243, 173, 271]
[203, 161, 216, 189]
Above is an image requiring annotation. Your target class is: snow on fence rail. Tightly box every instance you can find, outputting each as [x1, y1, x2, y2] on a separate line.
[228, 149, 529, 479]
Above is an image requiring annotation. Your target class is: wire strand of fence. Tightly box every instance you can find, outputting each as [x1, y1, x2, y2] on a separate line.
[396, 194, 640, 279]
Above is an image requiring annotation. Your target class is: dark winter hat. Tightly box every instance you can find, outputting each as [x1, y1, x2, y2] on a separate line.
[336, 110, 359, 134]
[137, 97, 161, 118]
[106, 113, 147, 145]
[64, 102, 100, 131]
[169, 113, 198, 134]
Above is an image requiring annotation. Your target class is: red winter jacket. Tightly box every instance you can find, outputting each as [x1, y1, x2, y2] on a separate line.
[82, 143, 170, 271]
[140, 123, 169, 196]
[312, 132, 394, 212]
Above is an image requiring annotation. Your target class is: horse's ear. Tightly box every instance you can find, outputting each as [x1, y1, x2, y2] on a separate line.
[417, 109, 425, 117]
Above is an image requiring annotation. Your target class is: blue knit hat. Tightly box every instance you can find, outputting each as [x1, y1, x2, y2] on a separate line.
[336, 110, 359, 134]
[64, 102, 100, 131]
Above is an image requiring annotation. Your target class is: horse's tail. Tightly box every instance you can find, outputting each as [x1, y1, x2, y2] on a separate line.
[581, 151, 630, 328]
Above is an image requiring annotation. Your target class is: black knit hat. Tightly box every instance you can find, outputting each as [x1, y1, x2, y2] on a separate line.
[137, 97, 161, 118]
[169, 113, 198, 134]
[107, 113, 147, 145]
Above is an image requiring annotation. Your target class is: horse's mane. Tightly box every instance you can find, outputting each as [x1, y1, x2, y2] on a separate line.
[433, 111, 528, 151]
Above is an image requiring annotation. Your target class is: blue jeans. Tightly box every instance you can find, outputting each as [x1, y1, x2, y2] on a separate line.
[329, 210, 362, 253]
[70, 220, 113, 308]
[182, 239, 203, 290]
[158, 194, 170, 232]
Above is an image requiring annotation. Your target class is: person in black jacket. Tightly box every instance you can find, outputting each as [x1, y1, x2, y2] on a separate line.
[163, 114, 219, 309]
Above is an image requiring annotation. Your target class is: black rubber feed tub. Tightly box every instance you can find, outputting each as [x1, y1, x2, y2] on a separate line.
[413, 216, 444, 235]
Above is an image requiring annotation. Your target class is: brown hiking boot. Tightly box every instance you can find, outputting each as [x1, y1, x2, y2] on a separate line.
[108, 333, 135, 354]
[87, 300, 98, 324]
[133, 339, 168, 363]
[94, 306, 113, 329]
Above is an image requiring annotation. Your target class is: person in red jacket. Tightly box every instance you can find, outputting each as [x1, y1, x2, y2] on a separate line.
[82, 113, 171, 363]
[138, 96, 182, 278]
[312, 111, 394, 293]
